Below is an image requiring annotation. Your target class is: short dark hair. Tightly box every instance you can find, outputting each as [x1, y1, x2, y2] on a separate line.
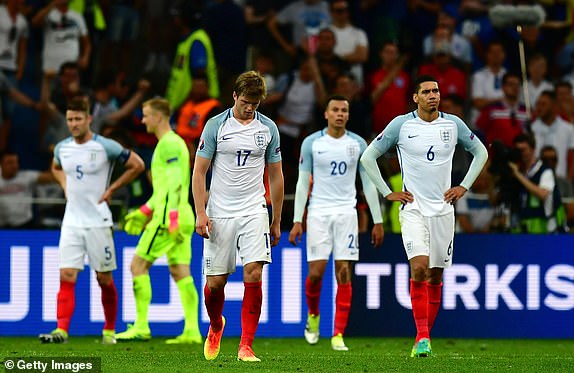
[0, 149, 18, 161]
[513, 133, 536, 149]
[325, 95, 349, 110]
[58, 61, 79, 76]
[502, 71, 522, 85]
[538, 90, 556, 101]
[413, 75, 438, 94]
[442, 93, 465, 108]
[555, 80, 573, 91]
[67, 98, 90, 114]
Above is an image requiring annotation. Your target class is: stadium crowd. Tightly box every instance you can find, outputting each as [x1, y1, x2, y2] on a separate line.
[1, 0, 574, 233]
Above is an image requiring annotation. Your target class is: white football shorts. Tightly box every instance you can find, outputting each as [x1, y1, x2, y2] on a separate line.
[203, 213, 271, 276]
[59, 226, 117, 272]
[399, 209, 455, 268]
[306, 213, 359, 262]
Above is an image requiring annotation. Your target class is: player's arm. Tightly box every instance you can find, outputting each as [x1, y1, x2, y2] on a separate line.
[268, 160, 284, 247]
[101, 150, 145, 204]
[453, 116, 488, 198]
[51, 159, 65, 195]
[162, 146, 186, 234]
[359, 167, 384, 247]
[360, 118, 413, 203]
[289, 169, 311, 246]
[192, 155, 212, 238]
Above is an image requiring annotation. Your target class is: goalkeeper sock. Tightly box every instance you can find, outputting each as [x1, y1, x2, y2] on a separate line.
[305, 277, 322, 316]
[240, 281, 262, 347]
[410, 279, 429, 342]
[133, 274, 151, 330]
[56, 280, 76, 332]
[333, 283, 352, 336]
[427, 282, 443, 333]
[176, 276, 200, 335]
[204, 283, 225, 332]
[100, 279, 118, 331]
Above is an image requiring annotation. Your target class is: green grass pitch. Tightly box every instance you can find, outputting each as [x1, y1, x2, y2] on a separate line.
[1, 337, 573, 372]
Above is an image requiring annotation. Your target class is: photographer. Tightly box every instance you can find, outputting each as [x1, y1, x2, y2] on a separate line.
[508, 133, 567, 233]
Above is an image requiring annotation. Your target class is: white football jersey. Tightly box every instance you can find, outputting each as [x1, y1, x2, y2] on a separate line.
[54, 135, 130, 227]
[372, 111, 481, 216]
[197, 109, 281, 218]
[299, 129, 366, 216]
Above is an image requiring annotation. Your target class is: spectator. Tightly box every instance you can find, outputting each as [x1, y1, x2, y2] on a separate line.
[205, 0, 247, 107]
[141, 0, 171, 73]
[422, 6, 472, 71]
[368, 41, 410, 135]
[175, 74, 222, 163]
[524, 54, 553, 111]
[49, 61, 84, 113]
[102, 0, 141, 74]
[0, 0, 29, 151]
[313, 28, 350, 92]
[90, 73, 151, 134]
[540, 145, 574, 228]
[331, 72, 370, 139]
[555, 80, 574, 124]
[0, 150, 55, 228]
[31, 0, 91, 73]
[457, 0, 497, 70]
[470, 40, 507, 126]
[455, 167, 497, 233]
[417, 37, 468, 98]
[476, 72, 530, 148]
[508, 133, 567, 233]
[165, 1, 219, 112]
[243, 0, 277, 69]
[530, 90, 574, 183]
[273, 57, 326, 191]
[266, 0, 330, 60]
[328, 0, 369, 87]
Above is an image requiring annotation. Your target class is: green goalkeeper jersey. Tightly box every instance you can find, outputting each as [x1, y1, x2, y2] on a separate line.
[148, 131, 194, 226]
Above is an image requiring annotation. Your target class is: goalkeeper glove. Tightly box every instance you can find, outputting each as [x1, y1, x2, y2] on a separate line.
[123, 204, 152, 235]
[168, 210, 183, 243]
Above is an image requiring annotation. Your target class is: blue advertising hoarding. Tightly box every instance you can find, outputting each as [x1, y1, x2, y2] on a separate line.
[0, 231, 573, 338]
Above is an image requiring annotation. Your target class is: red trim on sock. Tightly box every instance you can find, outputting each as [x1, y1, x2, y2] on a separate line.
[57, 280, 76, 332]
[305, 277, 322, 316]
[427, 282, 442, 333]
[100, 280, 118, 331]
[240, 281, 262, 347]
[204, 283, 225, 331]
[333, 283, 352, 336]
[410, 279, 429, 342]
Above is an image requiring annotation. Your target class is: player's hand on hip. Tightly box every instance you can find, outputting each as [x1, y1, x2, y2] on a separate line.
[444, 185, 467, 205]
[386, 191, 414, 204]
[99, 189, 113, 204]
[289, 222, 303, 245]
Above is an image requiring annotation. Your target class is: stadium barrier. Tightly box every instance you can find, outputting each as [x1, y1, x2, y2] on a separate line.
[1, 231, 573, 338]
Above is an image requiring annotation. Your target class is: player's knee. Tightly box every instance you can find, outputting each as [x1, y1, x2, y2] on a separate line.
[96, 272, 113, 286]
[411, 265, 427, 281]
[59, 269, 78, 283]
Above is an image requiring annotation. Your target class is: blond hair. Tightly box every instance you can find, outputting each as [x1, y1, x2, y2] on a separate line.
[233, 71, 267, 101]
[143, 97, 171, 118]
